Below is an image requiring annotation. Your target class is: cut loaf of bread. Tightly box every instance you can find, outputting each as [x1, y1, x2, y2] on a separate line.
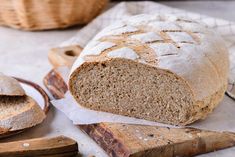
[0, 73, 25, 96]
[0, 95, 46, 132]
[69, 14, 229, 126]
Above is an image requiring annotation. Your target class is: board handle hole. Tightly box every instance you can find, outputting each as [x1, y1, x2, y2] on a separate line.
[65, 50, 77, 57]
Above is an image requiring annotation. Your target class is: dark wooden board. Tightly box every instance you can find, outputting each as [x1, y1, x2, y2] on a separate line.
[0, 136, 78, 157]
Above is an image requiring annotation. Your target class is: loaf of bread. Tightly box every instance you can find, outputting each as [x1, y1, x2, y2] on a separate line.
[69, 14, 229, 126]
[0, 74, 45, 132]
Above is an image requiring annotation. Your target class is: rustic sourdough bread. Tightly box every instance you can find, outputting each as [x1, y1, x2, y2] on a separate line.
[0, 74, 45, 131]
[69, 14, 229, 125]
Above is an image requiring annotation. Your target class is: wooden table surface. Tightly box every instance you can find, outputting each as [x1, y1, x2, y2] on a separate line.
[0, 1, 234, 157]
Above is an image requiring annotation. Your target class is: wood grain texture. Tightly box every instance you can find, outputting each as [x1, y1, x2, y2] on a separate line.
[44, 69, 68, 99]
[81, 124, 235, 157]
[43, 68, 235, 157]
[0, 136, 78, 157]
[48, 45, 82, 68]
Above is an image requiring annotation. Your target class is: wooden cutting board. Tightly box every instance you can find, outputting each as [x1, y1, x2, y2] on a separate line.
[44, 45, 235, 157]
[0, 136, 78, 157]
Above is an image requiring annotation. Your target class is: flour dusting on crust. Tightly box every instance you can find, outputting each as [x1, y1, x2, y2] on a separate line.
[127, 14, 159, 26]
[131, 32, 163, 43]
[107, 47, 139, 60]
[166, 32, 195, 43]
[148, 21, 181, 31]
[150, 43, 179, 56]
[82, 41, 116, 56]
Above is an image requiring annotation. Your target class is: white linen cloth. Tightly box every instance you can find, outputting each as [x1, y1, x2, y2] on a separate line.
[52, 1, 235, 132]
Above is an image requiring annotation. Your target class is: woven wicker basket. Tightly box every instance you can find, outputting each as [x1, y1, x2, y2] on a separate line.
[0, 0, 108, 31]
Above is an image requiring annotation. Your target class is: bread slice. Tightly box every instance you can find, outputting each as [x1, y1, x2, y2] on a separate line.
[0, 73, 25, 96]
[0, 95, 46, 131]
[69, 14, 229, 126]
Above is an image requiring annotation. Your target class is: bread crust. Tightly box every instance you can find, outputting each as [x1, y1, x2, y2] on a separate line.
[183, 84, 227, 125]
[0, 96, 46, 131]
